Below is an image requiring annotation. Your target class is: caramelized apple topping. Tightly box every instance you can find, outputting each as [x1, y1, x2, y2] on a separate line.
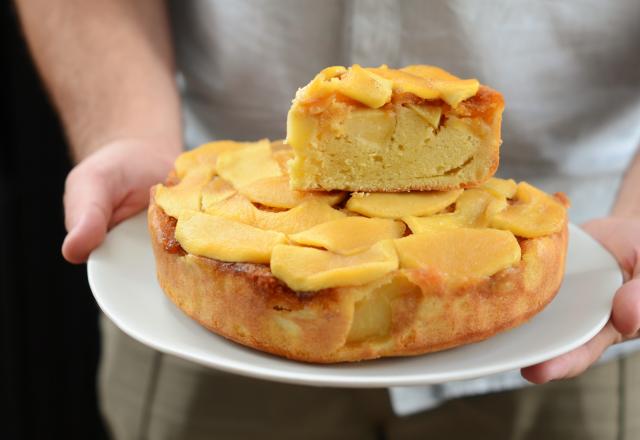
[154, 166, 215, 218]
[239, 175, 344, 209]
[175, 210, 286, 264]
[290, 217, 405, 255]
[296, 64, 480, 109]
[346, 190, 463, 218]
[216, 139, 282, 188]
[270, 240, 398, 291]
[174, 140, 245, 179]
[155, 139, 568, 292]
[403, 189, 496, 232]
[394, 228, 521, 283]
[490, 182, 566, 238]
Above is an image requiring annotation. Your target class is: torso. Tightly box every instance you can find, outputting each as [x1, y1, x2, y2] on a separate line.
[170, 0, 640, 222]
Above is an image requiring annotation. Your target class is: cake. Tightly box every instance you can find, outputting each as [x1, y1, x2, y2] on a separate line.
[148, 139, 569, 363]
[286, 65, 504, 192]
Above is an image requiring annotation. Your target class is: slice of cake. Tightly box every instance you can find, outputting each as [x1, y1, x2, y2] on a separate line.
[286, 64, 504, 192]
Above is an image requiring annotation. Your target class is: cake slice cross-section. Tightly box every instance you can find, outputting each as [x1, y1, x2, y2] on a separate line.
[286, 64, 505, 192]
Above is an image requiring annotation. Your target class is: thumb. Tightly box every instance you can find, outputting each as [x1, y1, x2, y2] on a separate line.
[610, 247, 640, 339]
[583, 217, 640, 338]
[61, 168, 115, 264]
[611, 278, 640, 338]
[582, 218, 637, 279]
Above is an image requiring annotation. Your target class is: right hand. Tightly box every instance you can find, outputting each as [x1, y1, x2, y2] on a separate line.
[62, 139, 180, 264]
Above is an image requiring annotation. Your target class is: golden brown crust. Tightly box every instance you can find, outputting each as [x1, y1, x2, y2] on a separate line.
[149, 189, 567, 363]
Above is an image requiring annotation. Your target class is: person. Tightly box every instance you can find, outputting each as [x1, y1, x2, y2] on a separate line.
[16, 0, 640, 438]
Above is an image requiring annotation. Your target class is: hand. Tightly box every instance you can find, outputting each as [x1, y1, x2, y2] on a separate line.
[62, 139, 179, 264]
[521, 217, 640, 383]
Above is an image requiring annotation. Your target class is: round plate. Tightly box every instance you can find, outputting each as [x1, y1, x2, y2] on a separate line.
[87, 212, 621, 387]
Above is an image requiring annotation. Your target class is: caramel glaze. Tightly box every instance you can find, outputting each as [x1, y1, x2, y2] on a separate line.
[299, 85, 503, 126]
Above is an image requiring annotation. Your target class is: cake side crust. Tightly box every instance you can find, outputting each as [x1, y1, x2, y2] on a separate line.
[149, 191, 567, 363]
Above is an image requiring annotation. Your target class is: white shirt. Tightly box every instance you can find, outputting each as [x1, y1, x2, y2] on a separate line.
[170, 0, 640, 415]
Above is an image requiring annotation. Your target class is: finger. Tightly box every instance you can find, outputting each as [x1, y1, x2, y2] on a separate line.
[61, 169, 115, 264]
[611, 278, 640, 337]
[109, 188, 152, 228]
[582, 218, 637, 280]
[521, 321, 622, 384]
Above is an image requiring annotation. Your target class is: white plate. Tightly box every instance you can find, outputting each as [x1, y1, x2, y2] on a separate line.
[88, 213, 621, 388]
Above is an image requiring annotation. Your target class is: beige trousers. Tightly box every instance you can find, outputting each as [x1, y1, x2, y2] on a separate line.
[99, 316, 640, 440]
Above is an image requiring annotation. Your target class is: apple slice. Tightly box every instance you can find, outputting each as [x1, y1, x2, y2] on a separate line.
[346, 189, 462, 218]
[490, 182, 566, 238]
[175, 210, 286, 264]
[271, 240, 398, 291]
[395, 228, 520, 283]
[290, 217, 405, 255]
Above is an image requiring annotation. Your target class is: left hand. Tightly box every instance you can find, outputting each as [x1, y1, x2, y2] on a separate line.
[61, 138, 179, 264]
[521, 217, 640, 383]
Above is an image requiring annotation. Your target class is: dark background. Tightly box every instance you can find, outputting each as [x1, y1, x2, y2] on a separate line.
[2, 3, 108, 439]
